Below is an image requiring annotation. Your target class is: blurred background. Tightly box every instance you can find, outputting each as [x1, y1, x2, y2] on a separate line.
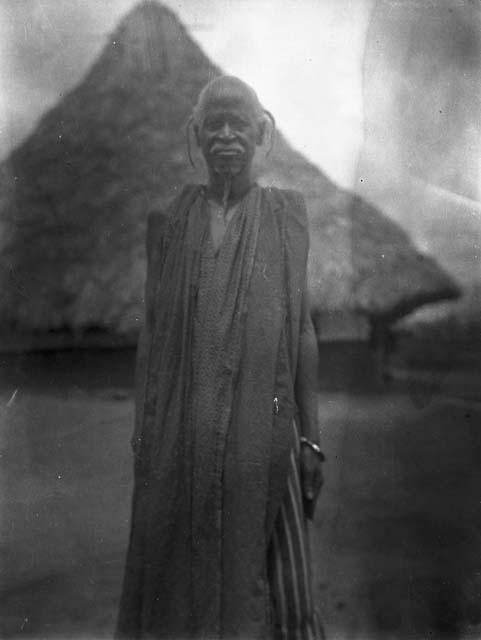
[0, 1, 480, 638]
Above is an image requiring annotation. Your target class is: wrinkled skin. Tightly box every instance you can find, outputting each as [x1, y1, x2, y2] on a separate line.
[196, 101, 263, 178]
[194, 94, 265, 203]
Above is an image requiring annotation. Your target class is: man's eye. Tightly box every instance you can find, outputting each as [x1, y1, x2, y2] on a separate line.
[204, 118, 223, 130]
[230, 118, 248, 129]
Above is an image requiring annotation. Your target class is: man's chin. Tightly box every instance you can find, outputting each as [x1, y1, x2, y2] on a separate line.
[211, 161, 244, 178]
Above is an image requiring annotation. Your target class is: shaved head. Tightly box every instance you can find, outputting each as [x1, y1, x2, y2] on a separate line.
[192, 76, 264, 127]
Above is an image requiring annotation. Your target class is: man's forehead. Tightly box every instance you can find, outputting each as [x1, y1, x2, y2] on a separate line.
[194, 76, 263, 125]
[202, 96, 257, 118]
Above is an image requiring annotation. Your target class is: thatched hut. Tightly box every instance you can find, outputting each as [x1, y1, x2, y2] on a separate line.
[0, 1, 459, 353]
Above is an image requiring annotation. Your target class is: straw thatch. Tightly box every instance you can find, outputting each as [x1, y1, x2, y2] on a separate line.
[0, 1, 460, 342]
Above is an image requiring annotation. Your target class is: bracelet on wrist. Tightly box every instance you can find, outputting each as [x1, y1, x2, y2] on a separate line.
[300, 436, 326, 462]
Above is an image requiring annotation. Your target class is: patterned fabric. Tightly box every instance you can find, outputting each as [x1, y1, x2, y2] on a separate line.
[268, 423, 325, 640]
[117, 185, 311, 638]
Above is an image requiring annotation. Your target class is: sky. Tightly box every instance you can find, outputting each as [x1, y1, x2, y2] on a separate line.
[0, 0, 373, 189]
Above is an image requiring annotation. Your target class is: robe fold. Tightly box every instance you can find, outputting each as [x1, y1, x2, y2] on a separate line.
[117, 184, 309, 639]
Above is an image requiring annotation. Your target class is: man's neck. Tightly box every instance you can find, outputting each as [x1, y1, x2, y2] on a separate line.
[206, 169, 254, 207]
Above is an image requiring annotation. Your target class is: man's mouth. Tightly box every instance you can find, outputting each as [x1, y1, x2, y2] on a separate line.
[210, 145, 244, 157]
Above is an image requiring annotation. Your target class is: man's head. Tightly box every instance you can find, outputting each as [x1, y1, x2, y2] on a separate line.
[188, 76, 274, 177]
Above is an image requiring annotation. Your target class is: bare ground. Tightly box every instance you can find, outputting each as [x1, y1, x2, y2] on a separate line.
[1, 351, 480, 639]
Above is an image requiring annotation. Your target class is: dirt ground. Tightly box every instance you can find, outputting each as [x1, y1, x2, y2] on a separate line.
[1, 350, 480, 639]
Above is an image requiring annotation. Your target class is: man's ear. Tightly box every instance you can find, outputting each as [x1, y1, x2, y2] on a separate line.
[256, 120, 266, 146]
[194, 124, 201, 147]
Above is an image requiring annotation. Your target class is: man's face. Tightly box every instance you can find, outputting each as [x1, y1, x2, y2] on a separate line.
[195, 97, 263, 177]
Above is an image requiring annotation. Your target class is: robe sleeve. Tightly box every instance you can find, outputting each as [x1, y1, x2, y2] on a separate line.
[130, 185, 199, 456]
[130, 211, 167, 456]
[281, 188, 310, 376]
[289, 192, 322, 444]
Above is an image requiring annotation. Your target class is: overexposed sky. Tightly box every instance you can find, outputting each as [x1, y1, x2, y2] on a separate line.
[0, 0, 374, 188]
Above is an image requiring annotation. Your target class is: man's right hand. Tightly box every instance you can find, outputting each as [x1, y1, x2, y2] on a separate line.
[300, 444, 324, 519]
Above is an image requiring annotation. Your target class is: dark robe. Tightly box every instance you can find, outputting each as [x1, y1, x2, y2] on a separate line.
[117, 184, 309, 639]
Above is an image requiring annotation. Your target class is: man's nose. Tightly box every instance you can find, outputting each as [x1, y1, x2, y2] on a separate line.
[220, 122, 234, 138]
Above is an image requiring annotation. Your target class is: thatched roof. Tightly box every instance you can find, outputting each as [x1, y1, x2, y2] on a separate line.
[307, 189, 461, 323]
[0, 1, 460, 340]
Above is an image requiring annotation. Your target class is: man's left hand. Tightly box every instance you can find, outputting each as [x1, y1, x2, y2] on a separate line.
[300, 445, 324, 519]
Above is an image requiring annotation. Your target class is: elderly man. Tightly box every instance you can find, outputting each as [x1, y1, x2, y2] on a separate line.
[117, 76, 325, 640]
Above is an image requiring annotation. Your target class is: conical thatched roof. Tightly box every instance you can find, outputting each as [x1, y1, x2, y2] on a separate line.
[0, 1, 460, 340]
[306, 189, 461, 323]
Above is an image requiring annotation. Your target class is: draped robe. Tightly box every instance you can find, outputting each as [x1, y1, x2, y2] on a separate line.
[117, 184, 309, 639]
